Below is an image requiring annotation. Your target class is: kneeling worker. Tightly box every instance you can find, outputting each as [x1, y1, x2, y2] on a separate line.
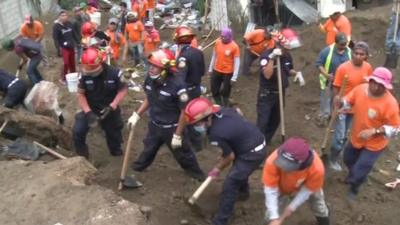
[0, 69, 27, 108]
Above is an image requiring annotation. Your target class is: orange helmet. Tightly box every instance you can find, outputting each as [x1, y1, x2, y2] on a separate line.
[147, 49, 177, 72]
[81, 47, 106, 67]
[81, 22, 96, 37]
[184, 97, 220, 124]
[173, 26, 195, 44]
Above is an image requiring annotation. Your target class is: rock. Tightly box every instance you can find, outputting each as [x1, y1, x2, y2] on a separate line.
[356, 214, 366, 223]
[139, 205, 152, 218]
[180, 219, 189, 225]
[304, 114, 311, 120]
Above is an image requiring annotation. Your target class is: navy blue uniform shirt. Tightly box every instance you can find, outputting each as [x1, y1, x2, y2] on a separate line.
[144, 74, 189, 125]
[176, 45, 205, 87]
[78, 63, 124, 114]
[0, 69, 16, 92]
[208, 108, 266, 160]
[259, 48, 293, 91]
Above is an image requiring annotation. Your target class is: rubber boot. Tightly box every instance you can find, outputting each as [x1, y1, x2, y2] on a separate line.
[316, 216, 330, 225]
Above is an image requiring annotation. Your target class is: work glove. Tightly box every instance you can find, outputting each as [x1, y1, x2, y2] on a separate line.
[171, 133, 182, 149]
[127, 112, 140, 129]
[85, 111, 98, 128]
[99, 106, 113, 120]
[268, 48, 282, 59]
[208, 168, 221, 179]
[293, 71, 305, 86]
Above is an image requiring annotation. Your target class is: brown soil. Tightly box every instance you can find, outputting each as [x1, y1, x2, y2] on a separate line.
[1, 4, 400, 225]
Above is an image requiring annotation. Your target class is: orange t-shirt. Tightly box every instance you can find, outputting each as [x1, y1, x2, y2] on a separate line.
[106, 30, 126, 59]
[20, 21, 44, 40]
[322, 15, 352, 45]
[213, 39, 240, 74]
[262, 150, 325, 195]
[333, 61, 373, 96]
[143, 30, 160, 55]
[243, 29, 275, 55]
[148, 0, 155, 9]
[132, 0, 148, 20]
[125, 21, 144, 42]
[345, 83, 400, 151]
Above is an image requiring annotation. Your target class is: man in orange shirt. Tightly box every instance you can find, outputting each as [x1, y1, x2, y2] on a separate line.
[123, 12, 144, 66]
[319, 10, 351, 46]
[106, 18, 126, 64]
[241, 26, 275, 76]
[20, 15, 44, 42]
[329, 42, 373, 171]
[263, 137, 330, 225]
[131, 0, 148, 22]
[147, 0, 156, 22]
[208, 27, 240, 106]
[143, 21, 160, 58]
[336, 67, 400, 199]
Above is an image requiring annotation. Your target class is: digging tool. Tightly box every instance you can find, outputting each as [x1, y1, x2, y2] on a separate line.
[118, 127, 142, 190]
[276, 56, 286, 143]
[199, 38, 218, 51]
[385, 1, 400, 69]
[320, 75, 348, 156]
[188, 176, 213, 205]
[33, 141, 67, 159]
[385, 178, 400, 189]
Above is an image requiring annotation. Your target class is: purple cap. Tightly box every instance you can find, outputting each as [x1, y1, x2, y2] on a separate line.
[220, 27, 233, 43]
[274, 137, 311, 171]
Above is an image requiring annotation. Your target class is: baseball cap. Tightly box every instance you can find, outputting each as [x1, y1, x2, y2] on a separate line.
[144, 21, 154, 27]
[25, 15, 33, 24]
[366, 67, 393, 90]
[353, 41, 369, 54]
[274, 137, 311, 171]
[335, 32, 347, 45]
[79, 2, 87, 9]
[108, 18, 119, 25]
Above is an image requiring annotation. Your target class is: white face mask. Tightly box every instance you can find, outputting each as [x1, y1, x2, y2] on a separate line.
[149, 73, 160, 80]
[193, 124, 207, 134]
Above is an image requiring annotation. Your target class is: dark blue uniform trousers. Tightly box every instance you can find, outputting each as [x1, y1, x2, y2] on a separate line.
[73, 109, 123, 158]
[132, 121, 204, 176]
[343, 143, 383, 194]
[212, 156, 265, 225]
[187, 86, 204, 152]
[256, 90, 281, 145]
[4, 80, 27, 108]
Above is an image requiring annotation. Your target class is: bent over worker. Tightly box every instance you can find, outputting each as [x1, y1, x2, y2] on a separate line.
[0, 69, 27, 108]
[263, 137, 330, 225]
[73, 47, 128, 159]
[127, 49, 205, 180]
[184, 97, 267, 225]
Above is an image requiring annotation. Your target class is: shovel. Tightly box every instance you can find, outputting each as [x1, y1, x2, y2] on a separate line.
[385, 1, 400, 69]
[117, 127, 142, 190]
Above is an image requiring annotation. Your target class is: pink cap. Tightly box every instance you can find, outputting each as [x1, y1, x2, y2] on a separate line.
[25, 15, 33, 24]
[367, 67, 393, 90]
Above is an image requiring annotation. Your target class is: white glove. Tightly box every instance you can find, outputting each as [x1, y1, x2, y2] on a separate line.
[128, 112, 140, 128]
[383, 125, 400, 138]
[294, 71, 305, 86]
[171, 133, 182, 149]
[268, 48, 282, 59]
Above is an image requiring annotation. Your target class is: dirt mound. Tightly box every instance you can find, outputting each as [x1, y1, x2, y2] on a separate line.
[0, 157, 149, 225]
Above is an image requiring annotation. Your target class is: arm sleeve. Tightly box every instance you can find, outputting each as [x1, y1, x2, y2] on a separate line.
[315, 48, 328, 68]
[209, 137, 233, 157]
[52, 24, 60, 48]
[232, 56, 240, 81]
[287, 186, 313, 211]
[333, 64, 344, 88]
[177, 57, 189, 81]
[264, 186, 280, 220]
[208, 50, 216, 72]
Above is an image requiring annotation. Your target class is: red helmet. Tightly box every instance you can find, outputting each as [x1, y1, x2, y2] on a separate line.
[148, 49, 177, 71]
[173, 26, 195, 44]
[81, 22, 96, 37]
[184, 97, 221, 124]
[272, 28, 301, 49]
[81, 47, 106, 66]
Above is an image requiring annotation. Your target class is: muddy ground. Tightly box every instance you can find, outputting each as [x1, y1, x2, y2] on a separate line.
[1, 3, 400, 225]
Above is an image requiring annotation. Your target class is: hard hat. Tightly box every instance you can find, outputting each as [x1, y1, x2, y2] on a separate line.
[273, 28, 302, 50]
[173, 25, 195, 44]
[81, 47, 106, 66]
[147, 49, 177, 71]
[126, 11, 138, 18]
[81, 22, 96, 37]
[184, 97, 221, 124]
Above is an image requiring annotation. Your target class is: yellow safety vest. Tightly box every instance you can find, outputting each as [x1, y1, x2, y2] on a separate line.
[319, 44, 352, 90]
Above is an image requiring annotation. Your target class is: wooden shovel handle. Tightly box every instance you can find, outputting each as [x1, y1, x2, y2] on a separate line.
[118, 128, 135, 191]
[188, 176, 213, 205]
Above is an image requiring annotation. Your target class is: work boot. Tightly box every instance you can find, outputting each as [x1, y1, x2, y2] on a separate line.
[185, 169, 206, 181]
[328, 160, 343, 171]
[316, 216, 330, 225]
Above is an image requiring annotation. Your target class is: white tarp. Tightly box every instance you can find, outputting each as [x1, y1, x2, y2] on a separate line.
[318, 0, 347, 18]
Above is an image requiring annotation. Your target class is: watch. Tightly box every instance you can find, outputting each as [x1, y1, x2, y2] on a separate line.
[375, 128, 381, 135]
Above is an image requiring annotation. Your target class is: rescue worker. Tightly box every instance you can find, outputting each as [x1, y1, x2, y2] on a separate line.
[0, 69, 28, 108]
[257, 28, 304, 145]
[335, 67, 400, 199]
[263, 137, 330, 225]
[2, 36, 43, 84]
[184, 97, 267, 225]
[118, 2, 128, 33]
[53, 10, 77, 84]
[131, 0, 148, 22]
[73, 47, 128, 159]
[329, 41, 373, 171]
[106, 18, 126, 64]
[122, 12, 144, 66]
[241, 26, 275, 76]
[143, 21, 160, 64]
[81, 22, 111, 49]
[208, 27, 240, 106]
[315, 32, 351, 126]
[173, 25, 205, 152]
[20, 15, 44, 42]
[127, 49, 205, 180]
[319, 9, 352, 46]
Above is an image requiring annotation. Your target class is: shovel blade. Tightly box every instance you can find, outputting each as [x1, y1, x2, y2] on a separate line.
[122, 176, 143, 189]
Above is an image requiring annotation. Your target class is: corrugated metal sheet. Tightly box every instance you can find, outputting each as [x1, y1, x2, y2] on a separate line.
[282, 0, 319, 24]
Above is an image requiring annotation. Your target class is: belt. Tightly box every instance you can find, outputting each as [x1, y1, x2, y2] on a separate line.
[250, 140, 266, 153]
[151, 120, 178, 128]
[7, 78, 19, 89]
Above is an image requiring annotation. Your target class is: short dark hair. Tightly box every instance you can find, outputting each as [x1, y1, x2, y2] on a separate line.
[119, 2, 127, 8]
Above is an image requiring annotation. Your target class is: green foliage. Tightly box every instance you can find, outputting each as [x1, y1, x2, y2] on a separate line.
[59, 0, 83, 10]
[196, 0, 206, 16]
